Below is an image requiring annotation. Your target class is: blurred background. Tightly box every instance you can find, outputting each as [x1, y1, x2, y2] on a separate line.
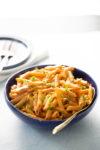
[0, 0, 100, 150]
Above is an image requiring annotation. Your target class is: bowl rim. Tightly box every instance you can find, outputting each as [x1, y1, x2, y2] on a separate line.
[4, 64, 98, 123]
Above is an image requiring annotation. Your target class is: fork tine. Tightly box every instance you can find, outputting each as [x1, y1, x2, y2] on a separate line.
[2, 41, 7, 51]
[0, 41, 14, 71]
[0, 42, 7, 60]
[8, 41, 13, 51]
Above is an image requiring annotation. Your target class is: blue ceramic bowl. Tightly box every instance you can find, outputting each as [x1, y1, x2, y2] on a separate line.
[4, 65, 98, 128]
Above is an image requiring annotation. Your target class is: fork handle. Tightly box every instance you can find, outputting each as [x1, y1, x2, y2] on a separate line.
[52, 113, 77, 135]
[0, 55, 9, 72]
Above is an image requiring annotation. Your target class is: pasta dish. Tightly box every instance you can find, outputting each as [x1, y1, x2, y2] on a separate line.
[9, 65, 94, 120]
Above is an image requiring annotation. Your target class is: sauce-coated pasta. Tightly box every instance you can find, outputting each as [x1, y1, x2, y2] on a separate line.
[9, 65, 94, 120]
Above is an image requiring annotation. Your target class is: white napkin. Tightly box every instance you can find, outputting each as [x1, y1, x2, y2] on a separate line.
[0, 49, 49, 82]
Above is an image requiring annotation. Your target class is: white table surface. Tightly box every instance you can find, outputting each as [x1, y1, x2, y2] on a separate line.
[0, 17, 100, 150]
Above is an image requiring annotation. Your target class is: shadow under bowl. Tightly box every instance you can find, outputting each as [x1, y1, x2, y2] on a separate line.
[4, 64, 98, 128]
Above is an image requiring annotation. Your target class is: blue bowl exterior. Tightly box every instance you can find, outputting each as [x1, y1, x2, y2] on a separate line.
[4, 64, 98, 128]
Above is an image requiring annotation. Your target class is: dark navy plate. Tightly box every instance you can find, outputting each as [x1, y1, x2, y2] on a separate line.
[0, 36, 32, 70]
[4, 65, 98, 128]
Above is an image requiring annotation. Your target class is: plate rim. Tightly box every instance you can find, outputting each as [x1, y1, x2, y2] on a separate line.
[0, 36, 32, 70]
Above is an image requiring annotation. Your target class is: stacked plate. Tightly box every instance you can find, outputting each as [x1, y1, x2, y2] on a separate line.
[0, 36, 48, 81]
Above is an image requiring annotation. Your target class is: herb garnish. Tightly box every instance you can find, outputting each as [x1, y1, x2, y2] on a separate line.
[51, 84, 55, 88]
[27, 106, 32, 110]
[64, 85, 69, 92]
[30, 85, 34, 88]
[43, 80, 45, 83]
[35, 67, 38, 70]
[23, 102, 26, 105]
[23, 79, 27, 83]
[42, 70, 45, 74]
[62, 111, 64, 114]
[83, 95, 88, 102]
[60, 94, 65, 98]
[27, 99, 30, 102]
[15, 105, 18, 108]
[49, 106, 54, 110]
[67, 95, 70, 102]
[48, 95, 51, 98]
[80, 85, 87, 89]
[31, 76, 35, 80]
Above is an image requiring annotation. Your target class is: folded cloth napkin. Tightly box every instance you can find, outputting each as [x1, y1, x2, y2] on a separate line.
[0, 49, 49, 82]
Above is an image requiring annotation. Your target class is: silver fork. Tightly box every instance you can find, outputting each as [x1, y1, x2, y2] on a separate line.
[0, 41, 14, 72]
